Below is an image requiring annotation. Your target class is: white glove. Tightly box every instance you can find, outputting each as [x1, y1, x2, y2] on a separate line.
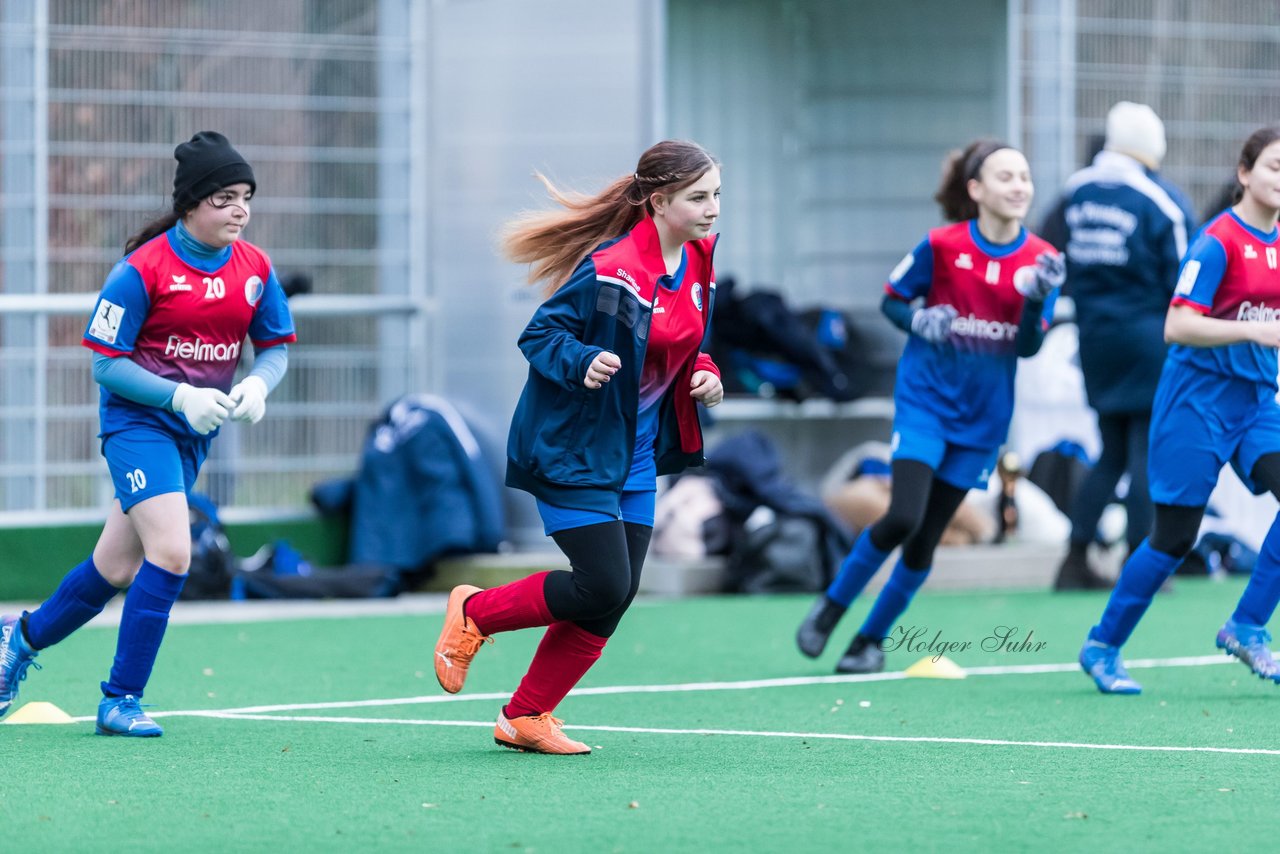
[910, 304, 958, 343]
[228, 375, 269, 424]
[1015, 252, 1066, 301]
[171, 383, 233, 435]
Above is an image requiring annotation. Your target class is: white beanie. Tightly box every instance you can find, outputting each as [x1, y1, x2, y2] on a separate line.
[1105, 101, 1167, 167]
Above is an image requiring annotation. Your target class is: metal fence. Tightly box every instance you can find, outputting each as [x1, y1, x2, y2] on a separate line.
[1018, 0, 1280, 224]
[0, 0, 429, 519]
[1015, 0, 1280, 542]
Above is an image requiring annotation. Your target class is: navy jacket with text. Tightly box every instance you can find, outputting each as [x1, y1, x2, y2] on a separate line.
[1040, 150, 1197, 413]
[506, 214, 720, 512]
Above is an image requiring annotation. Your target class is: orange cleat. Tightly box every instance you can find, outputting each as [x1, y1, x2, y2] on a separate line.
[433, 584, 491, 694]
[494, 710, 591, 755]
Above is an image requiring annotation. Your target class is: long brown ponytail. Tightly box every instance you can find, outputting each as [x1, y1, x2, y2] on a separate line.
[502, 139, 719, 295]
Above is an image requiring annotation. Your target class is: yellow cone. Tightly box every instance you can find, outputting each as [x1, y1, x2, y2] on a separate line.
[903, 656, 967, 679]
[2, 701, 76, 724]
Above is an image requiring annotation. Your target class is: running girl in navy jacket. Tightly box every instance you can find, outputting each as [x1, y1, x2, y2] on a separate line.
[433, 139, 723, 754]
[0, 132, 294, 735]
[796, 139, 1064, 674]
[1080, 126, 1280, 694]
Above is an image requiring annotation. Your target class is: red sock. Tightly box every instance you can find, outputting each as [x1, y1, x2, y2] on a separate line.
[464, 571, 554, 635]
[505, 621, 607, 718]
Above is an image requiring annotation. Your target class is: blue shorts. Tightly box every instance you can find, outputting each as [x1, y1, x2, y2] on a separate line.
[101, 426, 209, 512]
[537, 490, 656, 536]
[1148, 362, 1280, 506]
[891, 427, 996, 491]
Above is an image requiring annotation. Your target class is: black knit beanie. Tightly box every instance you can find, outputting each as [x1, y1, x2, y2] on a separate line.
[172, 131, 256, 212]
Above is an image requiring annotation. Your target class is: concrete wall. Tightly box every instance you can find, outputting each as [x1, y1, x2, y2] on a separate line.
[422, 0, 665, 542]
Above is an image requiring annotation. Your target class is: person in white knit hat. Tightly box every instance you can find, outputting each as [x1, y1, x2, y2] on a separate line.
[1105, 100, 1168, 168]
[1038, 102, 1197, 590]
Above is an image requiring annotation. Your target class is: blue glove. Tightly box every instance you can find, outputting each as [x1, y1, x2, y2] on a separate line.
[910, 304, 958, 343]
[1016, 252, 1066, 302]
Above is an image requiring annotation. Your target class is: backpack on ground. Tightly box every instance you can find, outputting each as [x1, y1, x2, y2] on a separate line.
[182, 492, 235, 600]
[310, 394, 506, 591]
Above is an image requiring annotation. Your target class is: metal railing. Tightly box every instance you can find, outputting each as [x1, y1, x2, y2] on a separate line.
[0, 294, 430, 519]
[0, 0, 430, 522]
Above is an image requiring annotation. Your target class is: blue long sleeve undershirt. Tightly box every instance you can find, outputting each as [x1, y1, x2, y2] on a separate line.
[93, 345, 289, 410]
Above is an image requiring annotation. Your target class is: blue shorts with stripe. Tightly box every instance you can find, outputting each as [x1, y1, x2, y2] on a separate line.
[101, 426, 210, 512]
[536, 490, 656, 536]
[1148, 360, 1280, 506]
[890, 423, 997, 491]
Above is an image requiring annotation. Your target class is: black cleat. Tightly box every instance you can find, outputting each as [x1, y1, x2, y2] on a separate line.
[836, 634, 885, 674]
[1053, 550, 1113, 591]
[796, 595, 847, 658]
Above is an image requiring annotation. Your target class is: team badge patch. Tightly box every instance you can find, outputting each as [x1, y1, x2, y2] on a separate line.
[244, 275, 264, 305]
[1013, 265, 1037, 292]
[89, 299, 125, 344]
[692, 283, 703, 311]
[1175, 260, 1200, 296]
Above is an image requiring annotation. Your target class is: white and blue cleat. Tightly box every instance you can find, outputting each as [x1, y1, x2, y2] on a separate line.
[0, 614, 41, 719]
[1079, 639, 1142, 694]
[1215, 620, 1280, 684]
[96, 694, 163, 737]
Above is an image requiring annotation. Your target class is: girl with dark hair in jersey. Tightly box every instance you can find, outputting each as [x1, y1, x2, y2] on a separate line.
[1080, 126, 1280, 694]
[0, 132, 295, 735]
[431, 140, 723, 754]
[796, 139, 1065, 674]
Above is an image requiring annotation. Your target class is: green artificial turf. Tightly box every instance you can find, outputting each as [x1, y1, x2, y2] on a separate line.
[4, 578, 1276, 851]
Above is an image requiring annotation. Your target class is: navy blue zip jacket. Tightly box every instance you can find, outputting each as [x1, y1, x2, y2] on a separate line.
[1039, 150, 1197, 413]
[506, 214, 720, 512]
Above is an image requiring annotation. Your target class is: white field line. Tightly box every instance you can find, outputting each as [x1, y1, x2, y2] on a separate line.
[68, 652, 1238, 722]
[62, 653, 1279, 756]
[145, 712, 1280, 757]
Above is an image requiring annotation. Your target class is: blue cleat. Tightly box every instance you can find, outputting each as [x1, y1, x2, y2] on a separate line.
[96, 694, 163, 737]
[1215, 620, 1280, 683]
[0, 614, 41, 719]
[1079, 639, 1142, 694]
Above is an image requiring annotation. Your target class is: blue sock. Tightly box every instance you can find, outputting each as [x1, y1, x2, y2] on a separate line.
[102, 560, 186, 698]
[24, 556, 121, 650]
[1232, 515, 1280, 626]
[1090, 540, 1181, 647]
[826, 530, 892, 608]
[859, 560, 930, 640]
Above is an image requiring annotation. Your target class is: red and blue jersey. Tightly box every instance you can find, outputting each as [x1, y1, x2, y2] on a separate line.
[82, 226, 296, 438]
[887, 220, 1058, 449]
[1167, 210, 1280, 387]
[627, 248, 706, 490]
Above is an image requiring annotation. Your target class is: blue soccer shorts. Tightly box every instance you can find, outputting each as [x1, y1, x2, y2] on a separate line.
[1148, 362, 1280, 506]
[536, 490, 656, 536]
[101, 426, 209, 512]
[890, 427, 997, 491]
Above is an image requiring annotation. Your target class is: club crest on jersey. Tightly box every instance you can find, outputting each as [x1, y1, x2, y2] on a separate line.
[1013, 265, 1037, 293]
[169, 274, 191, 292]
[244, 275, 264, 305]
[692, 283, 703, 311]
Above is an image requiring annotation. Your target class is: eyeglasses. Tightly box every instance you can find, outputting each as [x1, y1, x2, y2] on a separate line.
[206, 194, 251, 215]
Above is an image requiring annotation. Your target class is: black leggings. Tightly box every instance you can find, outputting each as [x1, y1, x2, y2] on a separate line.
[1067, 412, 1151, 550]
[543, 520, 653, 638]
[867, 459, 970, 570]
[1148, 452, 1280, 558]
